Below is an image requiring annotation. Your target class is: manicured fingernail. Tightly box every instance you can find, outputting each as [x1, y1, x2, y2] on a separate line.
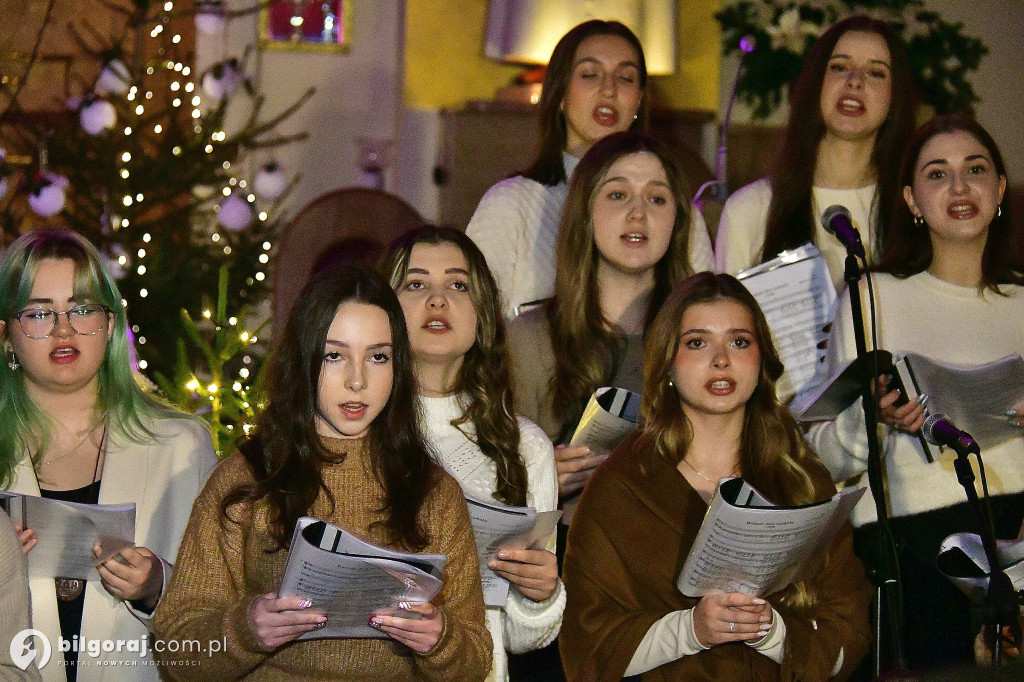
[317, 615, 327, 623]
[369, 618, 381, 628]
[398, 601, 411, 610]
[497, 551, 508, 560]
[298, 599, 312, 609]
[1005, 409, 1019, 417]
[917, 394, 929, 405]
[1010, 419, 1020, 427]
[752, 598, 766, 605]
[313, 621, 326, 629]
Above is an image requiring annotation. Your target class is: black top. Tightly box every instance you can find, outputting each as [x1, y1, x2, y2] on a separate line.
[40, 480, 102, 682]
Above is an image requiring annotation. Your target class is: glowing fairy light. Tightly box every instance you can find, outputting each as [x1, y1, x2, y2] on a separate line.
[202, 310, 212, 319]
[154, 124, 162, 133]
[139, 289, 148, 297]
[120, 169, 129, 179]
[232, 382, 242, 392]
[239, 368, 250, 379]
[258, 212, 268, 221]
[137, 265, 146, 275]
[186, 379, 200, 391]
[192, 109, 201, 119]
[124, 126, 132, 134]
[137, 249, 146, 258]
[228, 317, 237, 325]
[138, 360, 148, 370]
[211, 233, 221, 242]
[123, 196, 133, 206]
[263, 242, 272, 250]
[255, 272, 265, 282]
[122, 152, 131, 162]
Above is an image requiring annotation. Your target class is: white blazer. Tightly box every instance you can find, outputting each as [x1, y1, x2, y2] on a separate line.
[9, 416, 216, 682]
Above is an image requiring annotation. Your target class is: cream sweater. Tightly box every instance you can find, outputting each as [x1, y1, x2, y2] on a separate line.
[467, 155, 715, 319]
[715, 178, 878, 291]
[806, 271, 1024, 526]
[417, 394, 563, 682]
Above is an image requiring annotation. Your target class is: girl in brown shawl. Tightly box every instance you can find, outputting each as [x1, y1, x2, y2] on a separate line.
[560, 273, 871, 681]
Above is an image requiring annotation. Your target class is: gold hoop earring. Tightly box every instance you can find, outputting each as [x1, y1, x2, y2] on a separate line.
[914, 214, 924, 227]
[997, 205, 1002, 218]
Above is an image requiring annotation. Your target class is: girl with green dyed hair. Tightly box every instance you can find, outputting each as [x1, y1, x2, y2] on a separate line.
[0, 227, 216, 681]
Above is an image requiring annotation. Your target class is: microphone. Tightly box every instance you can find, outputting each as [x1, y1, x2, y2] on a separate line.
[821, 205, 866, 259]
[922, 413, 980, 455]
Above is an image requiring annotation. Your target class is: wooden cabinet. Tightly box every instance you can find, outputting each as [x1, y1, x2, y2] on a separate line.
[434, 100, 716, 232]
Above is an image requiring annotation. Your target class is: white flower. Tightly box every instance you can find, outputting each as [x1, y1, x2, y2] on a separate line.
[766, 8, 819, 53]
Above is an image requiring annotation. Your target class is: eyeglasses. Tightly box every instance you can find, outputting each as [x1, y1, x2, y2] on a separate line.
[13, 304, 112, 340]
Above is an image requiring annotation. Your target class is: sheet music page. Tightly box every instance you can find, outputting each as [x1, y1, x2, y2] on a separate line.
[937, 532, 1024, 598]
[0, 492, 135, 580]
[676, 479, 864, 598]
[899, 352, 1024, 449]
[465, 496, 561, 606]
[568, 387, 640, 452]
[278, 517, 445, 639]
[737, 249, 838, 398]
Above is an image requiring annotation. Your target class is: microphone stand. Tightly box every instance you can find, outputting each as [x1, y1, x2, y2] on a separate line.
[949, 442, 1022, 665]
[842, 252, 907, 674]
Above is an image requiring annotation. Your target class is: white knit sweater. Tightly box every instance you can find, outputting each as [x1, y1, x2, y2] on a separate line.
[467, 154, 716, 319]
[806, 271, 1024, 527]
[417, 394, 564, 682]
[715, 178, 878, 291]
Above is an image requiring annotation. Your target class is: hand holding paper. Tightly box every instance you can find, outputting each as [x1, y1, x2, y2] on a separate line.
[248, 592, 328, 650]
[489, 547, 558, 602]
[555, 444, 603, 499]
[95, 544, 164, 607]
[371, 602, 444, 653]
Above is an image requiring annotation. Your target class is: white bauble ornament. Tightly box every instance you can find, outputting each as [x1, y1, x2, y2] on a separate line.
[81, 99, 117, 135]
[0, 177, 8, 201]
[202, 61, 241, 101]
[254, 163, 287, 200]
[96, 59, 132, 96]
[195, 1, 225, 35]
[218, 194, 253, 231]
[28, 174, 68, 217]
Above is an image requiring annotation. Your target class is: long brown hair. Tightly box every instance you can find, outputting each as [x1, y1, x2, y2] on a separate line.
[636, 273, 816, 509]
[547, 131, 694, 442]
[383, 226, 528, 506]
[523, 19, 648, 187]
[876, 114, 1023, 292]
[760, 15, 916, 263]
[222, 265, 440, 551]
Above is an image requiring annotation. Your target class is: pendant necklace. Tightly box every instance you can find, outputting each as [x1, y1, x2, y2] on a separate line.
[680, 456, 739, 484]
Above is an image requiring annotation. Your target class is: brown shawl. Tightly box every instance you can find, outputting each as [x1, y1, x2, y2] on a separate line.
[560, 433, 871, 681]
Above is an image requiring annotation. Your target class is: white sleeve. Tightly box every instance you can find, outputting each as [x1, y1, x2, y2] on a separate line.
[502, 418, 564, 652]
[466, 181, 527, 320]
[686, 208, 716, 273]
[623, 608, 706, 676]
[803, 282, 884, 482]
[714, 179, 772, 275]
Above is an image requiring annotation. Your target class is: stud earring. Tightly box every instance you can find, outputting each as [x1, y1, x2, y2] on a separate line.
[6, 350, 18, 371]
[914, 214, 924, 227]
[997, 205, 1002, 218]
[633, 113, 638, 121]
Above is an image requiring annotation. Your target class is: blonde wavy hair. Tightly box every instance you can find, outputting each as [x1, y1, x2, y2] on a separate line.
[637, 273, 822, 606]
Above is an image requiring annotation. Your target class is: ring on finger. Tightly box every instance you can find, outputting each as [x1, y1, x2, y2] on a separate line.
[729, 621, 735, 633]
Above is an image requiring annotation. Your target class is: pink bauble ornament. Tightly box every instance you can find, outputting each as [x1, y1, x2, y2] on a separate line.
[28, 174, 68, 217]
[96, 59, 132, 96]
[218, 193, 253, 231]
[81, 99, 117, 135]
[254, 162, 287, 200]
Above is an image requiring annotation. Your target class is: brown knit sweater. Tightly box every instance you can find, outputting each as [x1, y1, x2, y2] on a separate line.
[152, 436, 492, 680]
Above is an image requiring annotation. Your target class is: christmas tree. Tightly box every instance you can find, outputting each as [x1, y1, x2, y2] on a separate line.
[1, 0, 311, 442]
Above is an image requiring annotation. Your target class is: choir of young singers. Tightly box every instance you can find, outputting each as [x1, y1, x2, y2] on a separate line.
[4, 15, 1022, 682]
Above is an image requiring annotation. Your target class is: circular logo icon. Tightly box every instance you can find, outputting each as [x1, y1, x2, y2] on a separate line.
[10, 629, 51, 671]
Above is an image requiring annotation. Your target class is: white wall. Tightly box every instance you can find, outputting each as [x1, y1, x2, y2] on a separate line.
[197, 0, 406, 217]
[717, 0, 1024, 183]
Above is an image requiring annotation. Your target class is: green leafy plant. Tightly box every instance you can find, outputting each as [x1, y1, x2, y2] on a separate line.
[716, 1, 988, 118]
[153, 265, 268, 457]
